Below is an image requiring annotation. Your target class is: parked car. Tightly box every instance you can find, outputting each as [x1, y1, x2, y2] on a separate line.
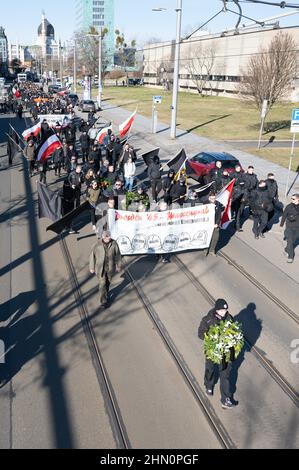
[187, 151, 243, 183]
[68, 94, 79, 106]
[48, 84, 61, 94]
[79, 99, 98, 113]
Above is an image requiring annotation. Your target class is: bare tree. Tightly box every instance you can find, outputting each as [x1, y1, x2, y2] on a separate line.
[239, 32, 298, 117]
[73, 27, 109, 78]
[115, 30, 137, 84]
[184, 42, 217, 96]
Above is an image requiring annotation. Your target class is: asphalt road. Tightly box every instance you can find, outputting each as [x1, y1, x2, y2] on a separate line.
[1, 110, 298, 448]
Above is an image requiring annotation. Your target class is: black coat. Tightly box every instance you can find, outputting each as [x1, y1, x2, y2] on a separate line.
[148, 162, 162, 181]
[249, 187, 273, 213]
[266, 179, 278, 201]
[280, 203, 299, 229]
[80, 133, 90, 150]
[198, 308, 234, 340]
[244, 173, 258, 193]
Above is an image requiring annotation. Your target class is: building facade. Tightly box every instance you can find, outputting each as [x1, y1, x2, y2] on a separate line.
[0, 27, 8, 75]
[76, 0, 115, 67]
[143, 26, 299, 101]
[36, 13, 59, 59]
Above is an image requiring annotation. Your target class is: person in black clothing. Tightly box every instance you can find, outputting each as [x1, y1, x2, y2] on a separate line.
[106, 134, 116, 165]
[170, 176, 187, 207]
[64, 125, 76, 146]
[243, 166, 258, 211]
[117, 143, 137, 173]
[148, 155, 162, 203]
[39, 160, 48, 184]
[198, 298, 237, 409]
[113, 179, 126, 210]
[249, 180, 273, 239]
[106, 165, 118, 186]
[280, 193, 299, 263]
[79, 131, 90, 164]
[59, 179, 76, 234]
[231, 165, 247, 232]
[218, 169, 231, 190]
[17, 104, 23, 119]
[205, 193, 224, 256]
[265, 173, 279, 228]
[163, 169, 176, 205]
[68, 165, 84, 208]
[89, 144, 101, 174]
[41, 119, 50, 137]
[113, 137, 123, 168]
[53, 147, 63, 177]
[207, 161, 223, 190]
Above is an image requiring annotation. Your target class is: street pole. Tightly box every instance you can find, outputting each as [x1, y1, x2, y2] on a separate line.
[73, 40, 77, 93]
[59, 42, 63, 85]
[170, 0, 182, 140]
[257, 116, 265, 150]
[98, 28, 102, 109]
[285, 132, 296, 197]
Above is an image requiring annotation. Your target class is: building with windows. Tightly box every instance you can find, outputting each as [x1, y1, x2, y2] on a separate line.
[36, 13, 59, 59]
[0, 27, 8, 76]
[143, 25, 299, 101]
[76, 0, 115, 67]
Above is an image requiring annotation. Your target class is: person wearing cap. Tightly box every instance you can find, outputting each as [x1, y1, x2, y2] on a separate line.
[89, 231, 122, 308]
[198, 299, 236, 409]
[169, 176, 187, 208]
[280, 193, 299, 263]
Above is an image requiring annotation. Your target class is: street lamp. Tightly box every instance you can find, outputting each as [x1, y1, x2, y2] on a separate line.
[153, 1, 182, 139]
[87, 29, 103, 109]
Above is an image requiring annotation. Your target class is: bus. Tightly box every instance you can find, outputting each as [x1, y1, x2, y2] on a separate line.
[17, 73, 28, 83]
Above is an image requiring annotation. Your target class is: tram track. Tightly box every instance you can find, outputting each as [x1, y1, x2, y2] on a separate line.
[125, 260, 236, 450]
[59, 236, 130, 449]
[173, 255, 299, 409]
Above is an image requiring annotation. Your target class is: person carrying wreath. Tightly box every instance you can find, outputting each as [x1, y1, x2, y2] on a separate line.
[198, 298, 244, 409]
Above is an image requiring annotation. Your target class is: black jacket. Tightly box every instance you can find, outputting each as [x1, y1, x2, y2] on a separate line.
[198, 308, 234, 340]
[232, 173, 247, 201]
[266, 179, 278, 201]
[280, 203, 299, 229]
[244, 173, 258, 193]
[249, 187, 273, 213]
[148, 162, 162, 181]
[68, 171, 84, 189]
[80, 133, 90, 150]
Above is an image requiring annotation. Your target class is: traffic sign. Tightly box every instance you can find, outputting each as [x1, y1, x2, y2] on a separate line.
[153, 96, 162, 104]
[291, 108, 299, 133]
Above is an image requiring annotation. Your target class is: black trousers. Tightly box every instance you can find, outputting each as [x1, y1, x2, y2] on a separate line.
[232, 199, 245, 230]
[253, 210, 268, 236]
[29, 160, 35, 176]
[54, 162, 62, 176]
[39, 170, 47, 184]
[98, 273, 111, 305]
[151, 180, 162, 202]
[82, 149, 89, 163]
[209, 227, 220, 254]
[285, 226, 299, 260]
[204, 359, 232, 401]
[90, 207, 96, 226]
[74, 188, 81, 208]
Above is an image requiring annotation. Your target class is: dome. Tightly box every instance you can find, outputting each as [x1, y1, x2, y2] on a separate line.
[38, 18, 54, 38]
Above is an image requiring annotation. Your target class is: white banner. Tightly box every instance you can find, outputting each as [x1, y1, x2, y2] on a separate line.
[38, 114, 73, 127]
[108, 206, 215, 255]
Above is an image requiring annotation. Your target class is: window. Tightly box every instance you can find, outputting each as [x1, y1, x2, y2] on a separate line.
[192, 153, 214, 164]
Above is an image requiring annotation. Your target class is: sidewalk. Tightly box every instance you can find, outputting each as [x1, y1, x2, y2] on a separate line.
[99, 101, 299, 288]
[100, 101, 299, 201]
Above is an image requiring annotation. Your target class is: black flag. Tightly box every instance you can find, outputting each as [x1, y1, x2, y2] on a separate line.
[166, 149, 188, 174]
[46, 201, 90, 234]
[37, 182, 62, 222]
[141, 148, 160, 167]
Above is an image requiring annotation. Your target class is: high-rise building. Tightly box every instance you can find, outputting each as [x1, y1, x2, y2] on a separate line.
[0, 27, 8, 75]
[75, 0, 115, 67]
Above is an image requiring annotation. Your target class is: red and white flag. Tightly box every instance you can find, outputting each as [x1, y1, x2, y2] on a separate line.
[119, 109, 137, 138]
[216, 179, 235, 229]
[96, 125, 112, 144]
[36, 133, 62, 163]
[22, 122, 41, 141]
[12, 86, 21, 99]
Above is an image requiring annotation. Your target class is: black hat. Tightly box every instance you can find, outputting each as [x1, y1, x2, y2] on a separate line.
[215, 298, 228, 310]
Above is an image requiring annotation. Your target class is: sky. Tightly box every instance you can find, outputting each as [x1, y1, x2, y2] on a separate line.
[2, 0, 299, 46]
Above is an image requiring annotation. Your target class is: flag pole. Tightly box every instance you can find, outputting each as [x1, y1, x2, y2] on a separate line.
[9, 123, 25, 146]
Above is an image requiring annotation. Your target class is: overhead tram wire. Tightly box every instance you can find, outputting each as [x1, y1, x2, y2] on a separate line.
[184, 8, 226, 40]
[240, 1, 299, 8]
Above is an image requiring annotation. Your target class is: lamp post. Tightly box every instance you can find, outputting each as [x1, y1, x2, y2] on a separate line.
[73, 39, 77, 93]
[87, 29, 103, 108]
[153, 1, 183, 139]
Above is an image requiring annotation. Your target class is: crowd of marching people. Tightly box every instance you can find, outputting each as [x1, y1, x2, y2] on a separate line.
[6, 79, 299, 264]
